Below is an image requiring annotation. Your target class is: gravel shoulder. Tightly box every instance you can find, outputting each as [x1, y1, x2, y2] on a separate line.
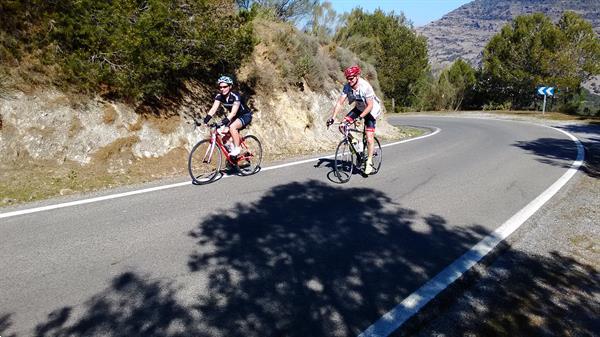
[398, 114, 600, 337]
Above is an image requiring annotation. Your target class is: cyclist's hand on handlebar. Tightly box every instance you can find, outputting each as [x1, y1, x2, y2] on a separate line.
[203, 115, 212, 124]
[220, 117, 230, 127]
[326, 118, 334, 127]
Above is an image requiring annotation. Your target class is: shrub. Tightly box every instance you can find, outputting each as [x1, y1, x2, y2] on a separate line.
[483, 101, 513, 111]
[335, 9, 428, 107]
[253, 18, 357, 92]
[1, 0, 256, 102]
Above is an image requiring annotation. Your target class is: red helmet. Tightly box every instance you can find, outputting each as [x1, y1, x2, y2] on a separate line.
[344, 65, 361, 78]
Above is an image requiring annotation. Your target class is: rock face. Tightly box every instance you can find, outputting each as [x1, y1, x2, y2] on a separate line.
[0, 18, 399, 182]
[0, 90, 195, 167]
[417, 0, 600, 71]
[0, 85, 397, 171]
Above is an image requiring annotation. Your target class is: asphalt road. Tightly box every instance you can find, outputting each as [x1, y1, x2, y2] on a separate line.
[0, 117, 580, 337]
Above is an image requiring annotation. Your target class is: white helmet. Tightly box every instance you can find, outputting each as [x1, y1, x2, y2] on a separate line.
[217, 76, 234, 85]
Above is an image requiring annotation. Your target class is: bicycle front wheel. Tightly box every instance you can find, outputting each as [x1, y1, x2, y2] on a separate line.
[188, 139, 222, 184]
[370, 137, 383, 174]
[237, 135, 262, 176]
[334, 139, 355, 183]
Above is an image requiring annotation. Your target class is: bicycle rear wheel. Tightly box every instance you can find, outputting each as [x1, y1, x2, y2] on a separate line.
[236, 135, 262, 176]
[334, 139, 355, 183]
[188, 139, 222, 184]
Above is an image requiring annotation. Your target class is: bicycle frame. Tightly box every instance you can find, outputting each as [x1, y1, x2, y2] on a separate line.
[328, 120, 381, 182]
[202, 123, 253, 166]
[189, 119, 262, 184]
[337, 122, 366, 162]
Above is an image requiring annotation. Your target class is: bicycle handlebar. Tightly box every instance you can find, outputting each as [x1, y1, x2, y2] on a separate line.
[190, 119, 224, 129]
[188, 113, 226, 128]
[328, 121, 360, 133]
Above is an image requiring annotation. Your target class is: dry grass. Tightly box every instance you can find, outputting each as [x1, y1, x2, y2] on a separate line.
[68, 115, 83, 138]
[92, 136, 139, 162]
[144, 114, 181, 134]
[402, 110, 600, 122]
[127, 117, 143, 132]
[44, 95, 71, 110]
[0, 125, 424, 206]
[494, 110, 600, 121]
[102, 104, 118, 124]
[0, 147, 188, 206]
[28, 125, 56, 139]
[0, 159, 112, 204]
[127, 147, 188, 178]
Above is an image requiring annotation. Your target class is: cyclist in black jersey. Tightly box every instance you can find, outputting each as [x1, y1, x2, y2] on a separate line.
[203, 76, 253, 156]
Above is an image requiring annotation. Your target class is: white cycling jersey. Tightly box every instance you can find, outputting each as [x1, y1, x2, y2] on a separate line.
[341, 78, 381, 118]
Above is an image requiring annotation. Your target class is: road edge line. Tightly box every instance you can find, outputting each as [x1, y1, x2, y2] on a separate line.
[0, 128, 440, 219]
[358, 126, 584, 337]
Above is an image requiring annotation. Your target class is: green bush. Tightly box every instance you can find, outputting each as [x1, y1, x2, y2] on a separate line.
[335, 9, 428, 107]
[255, 19, 346, 91]
[483, 101, 513, 111]
[412, 59, 477, 111]
[1, 0, 256, 102]
[482, 12, 599, 109]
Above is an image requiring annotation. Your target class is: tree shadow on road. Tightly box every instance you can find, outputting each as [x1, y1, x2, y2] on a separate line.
[33, 272, 206, 337]
[410, 250, 599, 337]
[186, 180, 489, 336]
[1, 313, 17, 337]
[513, 138, 580, 170]
[557, 124, 600, 178]
[514, 134, 600, 178]
[32, 180, 490, 337]
[580, 137, 600, 178]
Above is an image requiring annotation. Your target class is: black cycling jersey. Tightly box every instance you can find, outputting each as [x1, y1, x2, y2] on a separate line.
[214, 91, 251, 118]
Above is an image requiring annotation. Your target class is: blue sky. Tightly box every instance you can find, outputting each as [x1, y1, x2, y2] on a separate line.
[328, 0, 472, 27]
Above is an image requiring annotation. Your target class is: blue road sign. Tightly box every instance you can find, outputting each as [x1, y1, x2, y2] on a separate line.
[537, 86, 555, 96]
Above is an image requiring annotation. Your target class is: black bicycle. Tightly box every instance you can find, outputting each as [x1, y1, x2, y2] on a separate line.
[331, 121, 382, 183]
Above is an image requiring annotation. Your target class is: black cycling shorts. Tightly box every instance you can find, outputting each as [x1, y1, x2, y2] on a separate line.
[235, 112, 252, 128]
[346, 108, 376, 131]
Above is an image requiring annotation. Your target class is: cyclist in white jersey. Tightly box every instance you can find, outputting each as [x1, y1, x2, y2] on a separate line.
[326, 65, 381, 174]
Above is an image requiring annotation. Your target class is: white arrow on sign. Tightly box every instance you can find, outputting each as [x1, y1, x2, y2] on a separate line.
[537, 86, 555, 96]
[537, 87, 546, 95]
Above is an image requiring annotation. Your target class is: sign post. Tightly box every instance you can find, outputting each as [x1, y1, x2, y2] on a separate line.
[537, 86, 555, 114]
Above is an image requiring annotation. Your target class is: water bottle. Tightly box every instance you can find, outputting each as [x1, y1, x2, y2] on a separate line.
[349, 134, 357, 146]
[355, 138, 363, 153]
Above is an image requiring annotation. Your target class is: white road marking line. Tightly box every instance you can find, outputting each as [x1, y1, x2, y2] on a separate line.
[358, 126, 584, 337]
[261, 127, 441, 171]
[0, 128, 440, 219]
[0, 182, 190, 219]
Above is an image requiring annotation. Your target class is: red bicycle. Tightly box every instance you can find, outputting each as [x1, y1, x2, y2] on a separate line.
[188, 122, 262, 184]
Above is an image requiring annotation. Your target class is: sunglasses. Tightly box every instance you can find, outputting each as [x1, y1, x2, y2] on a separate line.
[219, 85, 229, 89]
[346, 76, 357, 81]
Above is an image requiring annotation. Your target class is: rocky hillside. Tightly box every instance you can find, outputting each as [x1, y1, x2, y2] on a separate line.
[0, 19, 406, 205]
[417, 0, 600, 76]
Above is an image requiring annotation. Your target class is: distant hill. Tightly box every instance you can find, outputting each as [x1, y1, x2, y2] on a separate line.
[417, 0, 600, 94]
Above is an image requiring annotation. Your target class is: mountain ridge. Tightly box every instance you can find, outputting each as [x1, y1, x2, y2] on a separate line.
[417, 0, 600, 72]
